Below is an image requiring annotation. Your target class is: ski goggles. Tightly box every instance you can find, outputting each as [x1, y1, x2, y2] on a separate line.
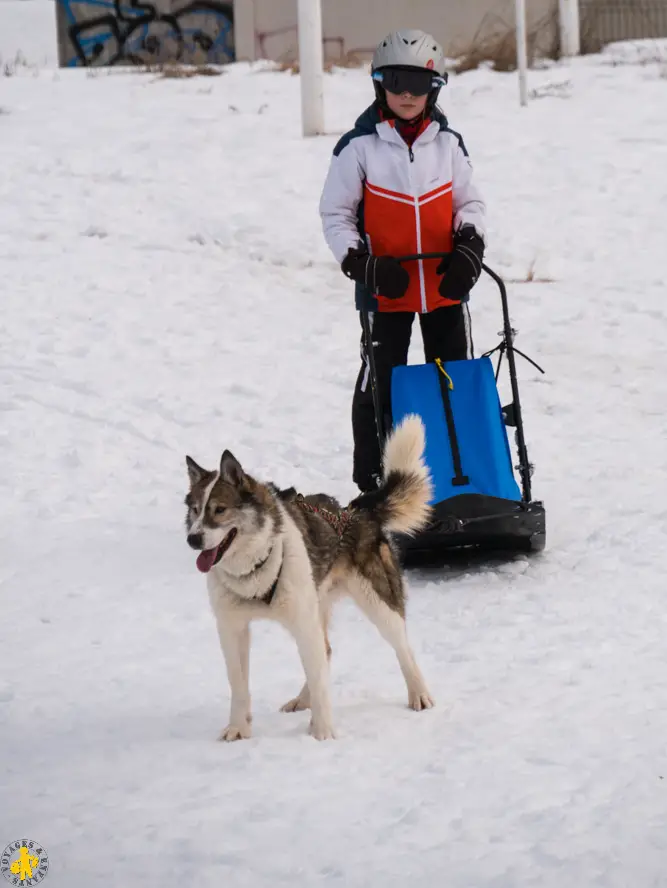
[372, 66, 448, 96]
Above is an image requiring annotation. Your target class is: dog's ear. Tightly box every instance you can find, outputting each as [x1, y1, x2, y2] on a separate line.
[220, 450, 244, 487]
[186, 455, 207, 486]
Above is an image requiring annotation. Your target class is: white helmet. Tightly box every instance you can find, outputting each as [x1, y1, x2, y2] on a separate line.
[372, 29, 447, 77]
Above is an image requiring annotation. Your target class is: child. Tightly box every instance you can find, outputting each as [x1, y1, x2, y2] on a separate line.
[319, 29, 487, 494]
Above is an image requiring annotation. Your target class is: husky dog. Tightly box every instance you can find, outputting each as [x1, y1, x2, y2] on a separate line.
[184, 415, 434, 741]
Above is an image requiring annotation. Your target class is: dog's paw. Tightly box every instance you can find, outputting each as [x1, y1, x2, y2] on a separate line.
[280, 695, 310, 713]
[218, 723, 252, 742]
[309, 718, 336, 741]
[409, 690, 435, 711]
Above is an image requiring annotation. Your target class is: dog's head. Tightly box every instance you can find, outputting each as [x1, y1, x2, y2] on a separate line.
[184, 450, 267, 574]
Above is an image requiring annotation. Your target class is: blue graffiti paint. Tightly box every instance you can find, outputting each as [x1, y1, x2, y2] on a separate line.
[58, 0, 234, 67]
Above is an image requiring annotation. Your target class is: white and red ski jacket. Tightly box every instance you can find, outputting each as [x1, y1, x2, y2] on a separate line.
[319, 104, 487, 313]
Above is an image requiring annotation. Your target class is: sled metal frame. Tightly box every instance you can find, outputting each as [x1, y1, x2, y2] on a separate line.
[362, 253, 546, 564]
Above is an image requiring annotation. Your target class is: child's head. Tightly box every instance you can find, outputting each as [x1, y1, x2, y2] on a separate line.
[371, 30, 448, 119]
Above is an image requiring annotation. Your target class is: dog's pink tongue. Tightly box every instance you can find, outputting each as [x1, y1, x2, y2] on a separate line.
[196, 547, 218, 573]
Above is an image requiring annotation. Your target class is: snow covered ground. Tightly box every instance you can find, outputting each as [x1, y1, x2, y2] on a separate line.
[2, 10, 667, 885]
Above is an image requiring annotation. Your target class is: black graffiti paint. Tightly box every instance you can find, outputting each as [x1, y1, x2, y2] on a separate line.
[64, 0, 234, 67]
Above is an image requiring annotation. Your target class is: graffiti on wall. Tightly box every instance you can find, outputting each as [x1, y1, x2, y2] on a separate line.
[57, 0, 234, 67]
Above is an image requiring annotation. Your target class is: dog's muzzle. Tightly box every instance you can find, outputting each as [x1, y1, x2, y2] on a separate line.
[188, 528, 238, 573]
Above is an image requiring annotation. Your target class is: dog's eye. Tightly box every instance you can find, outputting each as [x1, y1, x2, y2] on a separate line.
[191, 504, 200, 515]
[214, 506, 226, 515]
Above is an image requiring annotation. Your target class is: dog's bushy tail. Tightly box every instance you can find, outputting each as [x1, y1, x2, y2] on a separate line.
[353, 415, 433, 536]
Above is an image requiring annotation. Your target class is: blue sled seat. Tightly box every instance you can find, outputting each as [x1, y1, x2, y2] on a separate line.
[391, 357, 521, 506]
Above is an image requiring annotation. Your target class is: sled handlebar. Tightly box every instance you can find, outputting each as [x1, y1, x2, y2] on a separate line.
[395, 252, 450, 263]
[394, 252, 506, 308]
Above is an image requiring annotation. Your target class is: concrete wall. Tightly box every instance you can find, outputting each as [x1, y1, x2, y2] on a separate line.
[55, 0, 558, 68]
[55, 0, 235, 67]
[234, 0, 559, 64]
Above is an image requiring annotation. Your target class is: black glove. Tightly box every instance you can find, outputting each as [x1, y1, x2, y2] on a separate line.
[342, 247, 410, 300]
[437, 225, 485, 302]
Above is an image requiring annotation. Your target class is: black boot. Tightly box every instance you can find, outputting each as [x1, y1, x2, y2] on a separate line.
[357, 473, 382, 496]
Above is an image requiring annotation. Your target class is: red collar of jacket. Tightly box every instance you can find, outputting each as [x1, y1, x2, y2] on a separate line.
[379, 108, 432, 147]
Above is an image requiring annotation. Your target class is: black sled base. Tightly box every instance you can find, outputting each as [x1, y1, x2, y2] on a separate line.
[394, 494, 546, 567]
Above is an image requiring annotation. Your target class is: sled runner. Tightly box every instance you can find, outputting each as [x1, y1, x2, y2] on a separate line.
[361, 253, 546, 565]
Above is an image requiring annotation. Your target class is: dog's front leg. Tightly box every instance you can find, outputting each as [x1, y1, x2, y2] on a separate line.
[216, 619, 252, 741]
[281, 601, 332, 714]
[286, 603, 336, 741]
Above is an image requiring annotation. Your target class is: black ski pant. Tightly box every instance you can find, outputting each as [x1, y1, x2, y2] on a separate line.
[352, 304, 473, 492]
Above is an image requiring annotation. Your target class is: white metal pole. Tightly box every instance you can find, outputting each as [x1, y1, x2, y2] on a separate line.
[297, 0, 325, 136]
[559, 0, 568, 54]
[233, 0, 257, 62]
[515, 0, 528, 106]
[559, 0, 581, 56]
[571, 0, 581, 55]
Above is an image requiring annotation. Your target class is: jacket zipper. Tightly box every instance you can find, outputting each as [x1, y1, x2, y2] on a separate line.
[405, 144, 427, 313]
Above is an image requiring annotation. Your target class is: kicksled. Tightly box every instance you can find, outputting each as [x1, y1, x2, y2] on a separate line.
[362, 253, 546, 566]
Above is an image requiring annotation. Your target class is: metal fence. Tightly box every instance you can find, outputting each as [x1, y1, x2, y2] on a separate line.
[580, 0, 667, 52]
